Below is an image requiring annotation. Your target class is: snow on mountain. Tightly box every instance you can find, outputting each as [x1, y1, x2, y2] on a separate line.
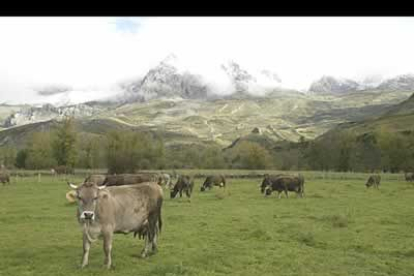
[115, 54, 210, 103]
[220, 61, 283, 96]
[1, 102, 100, 128]
[309, 76, 360, 94]
[377, 74, 414, 91]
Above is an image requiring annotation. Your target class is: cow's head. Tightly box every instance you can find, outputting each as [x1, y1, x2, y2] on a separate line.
[170, 179, 180, 198]
[68, 181, 106, 221]
[365, 177, 373, 188]
[260, 176, 271, 194]
[264, 185, 272, 196]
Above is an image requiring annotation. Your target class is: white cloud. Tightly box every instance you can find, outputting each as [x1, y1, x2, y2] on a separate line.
[1, 16, 414, 104]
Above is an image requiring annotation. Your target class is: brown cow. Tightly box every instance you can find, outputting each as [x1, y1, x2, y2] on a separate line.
[84, 174, 106, 186]
[366, 174, 381, 189]
[170, 175, 194, 198]
[200, 175, 226, 192]
[67, 181, 163, 269]
[101, 173, 160, 186]
[405, 172, 414, 182]
[53, 165, 74, 175]
[0, 171, 10, 185]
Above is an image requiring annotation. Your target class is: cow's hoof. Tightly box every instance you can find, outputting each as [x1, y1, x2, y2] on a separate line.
[141, 251, 149, 258]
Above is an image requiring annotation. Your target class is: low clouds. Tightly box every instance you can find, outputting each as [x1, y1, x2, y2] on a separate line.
[1, 17, 414, 104]
[36, 84, 72, 96]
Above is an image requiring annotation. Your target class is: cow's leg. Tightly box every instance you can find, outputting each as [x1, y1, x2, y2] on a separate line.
[179, 189, 183, 198]
[284, 189, 289, 198]
[81, 234, 91, 268]
[185, 188, 191, 198]
[151, 223, 158, 253]
[278, 191, 282, 199]
[103, 231, 113, 269]
[141, 225, 151, 258]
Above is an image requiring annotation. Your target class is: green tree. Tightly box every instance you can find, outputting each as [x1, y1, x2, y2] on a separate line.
[229, 141, 272, 169]
[105, 130, 165, 173]
[0, 146, 16, 168]
[15, 148, 28, 169]
[336, 131, 356, 172]
[52, 117, 78, 169]
[375, 127, 409, 172]
[26, 132, 56, 169]
[200, 146, 227, 169]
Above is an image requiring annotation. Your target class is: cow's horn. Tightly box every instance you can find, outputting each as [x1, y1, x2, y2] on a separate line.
[67, 182, 78, 189]
[98, 185, 107, 190]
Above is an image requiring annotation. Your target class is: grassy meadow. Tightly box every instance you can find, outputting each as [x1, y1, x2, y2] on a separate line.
[1, 172, 414, 276]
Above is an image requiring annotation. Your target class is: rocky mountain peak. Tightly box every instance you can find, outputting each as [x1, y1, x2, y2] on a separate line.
[309, 76, 359, 94]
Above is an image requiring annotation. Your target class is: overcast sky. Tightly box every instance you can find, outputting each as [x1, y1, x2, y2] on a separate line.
[1, 17, 414, 104]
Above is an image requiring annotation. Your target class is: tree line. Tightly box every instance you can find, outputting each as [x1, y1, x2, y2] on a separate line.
[0, 118, 413, 173]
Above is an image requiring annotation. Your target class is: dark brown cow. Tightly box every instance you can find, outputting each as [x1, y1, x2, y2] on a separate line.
[170, 175, 194, 198]
[259, 174, 292, 194]
[84, 174, 106, 186]
[405, 172, 414, 182]
[67, 181, 163, 269]
[200, 175, 226, 192]
[366, 174, 381, 189]
[54, 165, 74, 175]
[263, 174, 305, 198]
[0, 171, 10, 185]
[102, 173, 160, 186]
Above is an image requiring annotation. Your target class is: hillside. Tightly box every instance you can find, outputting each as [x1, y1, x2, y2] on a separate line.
[315, 92, 414, 141]
[0, 90, 412, 150]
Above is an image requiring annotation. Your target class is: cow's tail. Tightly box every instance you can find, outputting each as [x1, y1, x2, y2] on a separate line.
[157, 197, 163, 234]
[158, 208, 162, 234]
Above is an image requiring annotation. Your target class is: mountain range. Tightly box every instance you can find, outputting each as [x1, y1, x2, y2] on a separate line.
[1, 55, 414, 151]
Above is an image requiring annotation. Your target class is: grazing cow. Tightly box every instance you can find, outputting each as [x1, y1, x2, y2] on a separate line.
[67, 181, 163, 269]
[263, 175, 305, 198]
[84, 174, 106, 186]
[54, 165, 74, 175]
[158, 173, 172, 189]
[0, 171, 10, 185]
[102, 173, 160, 186]
[366, 174, 381, 189]
[404, 172, 414, 182]
[259, 174, 291, 194]
[170, 175, 194, 198]
[200, 175, 226, 192]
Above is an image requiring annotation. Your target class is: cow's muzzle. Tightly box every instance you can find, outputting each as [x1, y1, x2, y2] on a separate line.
[80, 211, 95, 220]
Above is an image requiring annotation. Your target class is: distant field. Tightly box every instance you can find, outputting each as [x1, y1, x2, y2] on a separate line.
[1, 173, 414, 276]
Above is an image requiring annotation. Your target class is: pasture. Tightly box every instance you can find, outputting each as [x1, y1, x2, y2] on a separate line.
[1, 172, 414, 276]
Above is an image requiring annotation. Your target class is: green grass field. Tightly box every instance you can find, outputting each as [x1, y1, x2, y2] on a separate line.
[1, 173, 414, 276]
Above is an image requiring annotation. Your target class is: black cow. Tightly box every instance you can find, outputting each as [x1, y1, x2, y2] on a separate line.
[263, 175, 305, 198]
[366, 174, 381, 189]
[200, 175, 226, 192]
[170, 175, 194, 198]
[260, 174, 291, 194]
